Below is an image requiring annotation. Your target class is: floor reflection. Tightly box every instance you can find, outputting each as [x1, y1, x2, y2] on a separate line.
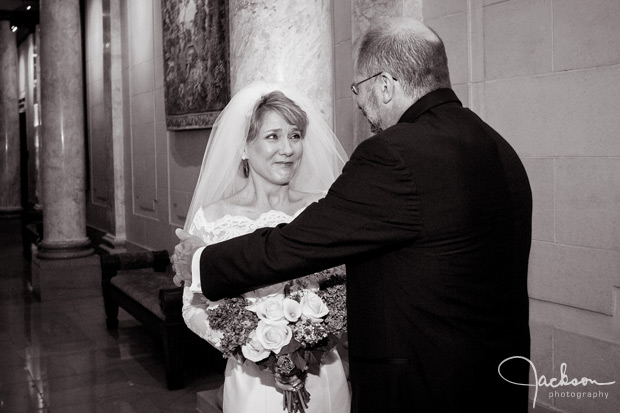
[0, 218, 224, 412]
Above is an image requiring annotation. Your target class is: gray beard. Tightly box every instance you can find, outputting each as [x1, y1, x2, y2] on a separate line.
[369, 120, 383, 134]
[366, 92, 383, 134]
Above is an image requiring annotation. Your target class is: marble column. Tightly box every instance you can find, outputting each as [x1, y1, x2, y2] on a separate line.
[104, 0, 127, 252]
[229, 0, 334, 125]
[0, 20, 22, 217]
[38, 0, 93, 259]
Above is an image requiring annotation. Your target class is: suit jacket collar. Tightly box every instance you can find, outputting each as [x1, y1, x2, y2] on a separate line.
[398, 88, 462, 124]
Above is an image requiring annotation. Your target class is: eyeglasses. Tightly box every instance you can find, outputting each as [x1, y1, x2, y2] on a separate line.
[350, 72, 398, 95]
[350, 72, 382, 95]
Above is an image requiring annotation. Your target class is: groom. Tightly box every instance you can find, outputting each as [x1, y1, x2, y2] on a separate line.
[174, 18, 532, 412]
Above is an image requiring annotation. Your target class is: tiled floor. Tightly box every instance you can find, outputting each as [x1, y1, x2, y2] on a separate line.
[0, 218, 225, 413]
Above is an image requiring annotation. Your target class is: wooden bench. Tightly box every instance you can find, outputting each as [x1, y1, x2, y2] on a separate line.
[100, 250, 188, 390]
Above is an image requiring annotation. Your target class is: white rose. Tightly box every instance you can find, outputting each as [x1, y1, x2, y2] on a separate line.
[255, 320, 292, 354]
[301, 292, 329, 322]
[283, 298, 302, 322]
[241, 330, 270, 362]
[247, 295, 285, 324]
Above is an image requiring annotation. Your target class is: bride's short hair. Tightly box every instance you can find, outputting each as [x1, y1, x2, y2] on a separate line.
[246, 91, 309, 143]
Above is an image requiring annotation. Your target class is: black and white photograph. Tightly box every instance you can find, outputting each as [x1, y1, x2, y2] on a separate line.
[0, 0, 618, 412]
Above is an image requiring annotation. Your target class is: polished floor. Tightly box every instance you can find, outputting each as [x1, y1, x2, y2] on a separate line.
[0, 218, 225, 413]
[1, 217, 555, 413]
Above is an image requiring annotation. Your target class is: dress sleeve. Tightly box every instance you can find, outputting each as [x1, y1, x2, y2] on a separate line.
[181, 287, 224, 349]
[200, 137, 423, 300]
[181, 208, 224, 350]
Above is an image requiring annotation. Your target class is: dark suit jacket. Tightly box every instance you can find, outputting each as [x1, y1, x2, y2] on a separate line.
[200, 88, 532, 412]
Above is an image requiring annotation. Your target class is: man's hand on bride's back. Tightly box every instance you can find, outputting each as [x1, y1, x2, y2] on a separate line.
[172, 229, 206, 287]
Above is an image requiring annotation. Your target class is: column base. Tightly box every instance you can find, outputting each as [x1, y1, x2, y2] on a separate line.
[31, 253, 100, 302]
[37, 237, 94, 260]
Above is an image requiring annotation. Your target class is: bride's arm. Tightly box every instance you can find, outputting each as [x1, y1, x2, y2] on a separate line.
[181, 287, 223, 349]
[181, 206, 224, 350]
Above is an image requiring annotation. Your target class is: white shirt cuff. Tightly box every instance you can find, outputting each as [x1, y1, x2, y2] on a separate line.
[189, 246, 206, 293]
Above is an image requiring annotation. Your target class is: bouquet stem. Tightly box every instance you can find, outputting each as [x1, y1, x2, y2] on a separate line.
[275, 373, 310, 413]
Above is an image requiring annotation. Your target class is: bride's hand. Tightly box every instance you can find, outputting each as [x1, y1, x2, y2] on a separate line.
[172, 229, 206, 287]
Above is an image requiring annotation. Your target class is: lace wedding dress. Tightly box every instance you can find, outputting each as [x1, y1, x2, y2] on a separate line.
[182, 208, 351, 413]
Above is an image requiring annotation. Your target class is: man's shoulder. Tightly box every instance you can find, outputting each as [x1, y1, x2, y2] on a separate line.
[350, 134, 394, 160]
[353, 124, 419, 155]
[345, 131, 413, 176]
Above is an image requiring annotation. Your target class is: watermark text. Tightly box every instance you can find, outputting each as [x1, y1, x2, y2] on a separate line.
[498, 356, 615, 408]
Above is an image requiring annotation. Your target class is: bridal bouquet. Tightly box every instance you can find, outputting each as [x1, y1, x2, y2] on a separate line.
[206, 267, 347, 413]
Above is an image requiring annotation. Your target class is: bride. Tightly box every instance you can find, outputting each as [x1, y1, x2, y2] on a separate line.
[181, 82, 351, 413]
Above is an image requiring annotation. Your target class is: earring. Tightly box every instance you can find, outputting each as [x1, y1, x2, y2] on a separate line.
[242, 158, 250, 178]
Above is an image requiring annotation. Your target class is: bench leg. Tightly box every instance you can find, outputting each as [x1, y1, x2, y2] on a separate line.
[102, 289, 120, 330]
[162, 322, 186, 390]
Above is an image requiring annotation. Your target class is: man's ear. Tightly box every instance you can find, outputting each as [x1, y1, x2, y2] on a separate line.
[379, 72, 397, 104]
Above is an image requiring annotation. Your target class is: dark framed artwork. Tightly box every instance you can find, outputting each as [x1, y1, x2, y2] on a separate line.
[161, 0, 230, 130]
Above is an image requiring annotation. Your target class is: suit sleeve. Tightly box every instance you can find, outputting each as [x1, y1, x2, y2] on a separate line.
[200, 137, 423, 300]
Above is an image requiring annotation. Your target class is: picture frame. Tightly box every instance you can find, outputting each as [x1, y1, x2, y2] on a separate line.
[161, 0, 230, 130]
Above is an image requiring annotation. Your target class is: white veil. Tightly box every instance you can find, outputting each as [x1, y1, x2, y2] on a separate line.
[183, 81, 349, 230]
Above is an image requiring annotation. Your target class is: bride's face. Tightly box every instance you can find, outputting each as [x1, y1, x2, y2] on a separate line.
[245, 110, 304, 186]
